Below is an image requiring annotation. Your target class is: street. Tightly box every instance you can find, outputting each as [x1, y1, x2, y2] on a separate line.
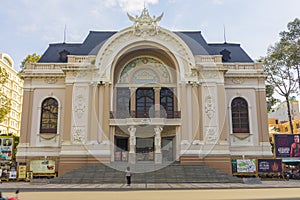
[3, 188, 300, 200]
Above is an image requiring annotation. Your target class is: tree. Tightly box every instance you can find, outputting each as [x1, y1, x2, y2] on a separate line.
[0, 67, 11, 123]
[20, 53, 41, 72]
[265, 84, 280, 112]
[262, 41, 298, 134]
[280, 18, 300, 92]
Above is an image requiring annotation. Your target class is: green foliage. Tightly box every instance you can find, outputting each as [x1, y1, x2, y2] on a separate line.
[20, 53, 41, 72]
[279, 18, 300, 91]
[0, 67, 11, 123]
[262, 18, 300, 133]
[266, 85, 280, 112]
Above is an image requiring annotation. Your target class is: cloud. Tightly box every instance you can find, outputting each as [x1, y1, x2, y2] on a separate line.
[103, 0, 159, 13]
[212, 0, 224, 5]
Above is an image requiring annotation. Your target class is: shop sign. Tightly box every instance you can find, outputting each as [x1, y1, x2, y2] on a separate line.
[30, 160, 55, 174]
[274, 134, 300, 158]
[232, 159, 256, 173]
[0, 136, 14, 161]
[257, 159, 282, 173]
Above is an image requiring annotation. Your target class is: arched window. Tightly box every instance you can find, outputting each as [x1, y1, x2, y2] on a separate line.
[160, 88, 174, 118]
[136, 88, 154, 118]
[116, 88, 130, 118]
[40, 98, 58, 134]
[231, 97, 249, 133]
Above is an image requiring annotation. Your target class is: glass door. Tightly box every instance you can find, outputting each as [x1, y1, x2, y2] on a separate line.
[115, 136, 128, 161]
[162, 137, 174, 162]
[136, 138, 154, 161]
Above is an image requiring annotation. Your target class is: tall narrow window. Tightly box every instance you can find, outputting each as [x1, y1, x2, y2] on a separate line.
[116, 88, 130, 118]
[160, 88, 174, 118]
[40, 98, 58, 134]
[136, 88, 154, 118]
[231, 97, 249, 133]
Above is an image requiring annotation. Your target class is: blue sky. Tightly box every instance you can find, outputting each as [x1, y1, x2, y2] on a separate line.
[0, 0, 299, 71]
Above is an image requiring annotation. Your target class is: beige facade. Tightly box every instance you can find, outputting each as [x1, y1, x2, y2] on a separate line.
[0, 53, 23, 136]
[17, 9, 272, 175]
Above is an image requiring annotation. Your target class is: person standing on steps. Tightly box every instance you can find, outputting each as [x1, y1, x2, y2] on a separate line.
[125, 166, 131, 186]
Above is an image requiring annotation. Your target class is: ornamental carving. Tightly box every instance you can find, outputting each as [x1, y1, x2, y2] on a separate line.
[205, 127, 218, 144]
[44, 78, 57, 84]
[231, 77, 245, 84]
[74, 94, 86, 119]
[72, 127, 86, 144]
[127, 7, 163, 36]
[202, 71, 218, 79]
[120, 57, 171, 84]
[97, 23, 194, 72]
[205, 95, 215, 119]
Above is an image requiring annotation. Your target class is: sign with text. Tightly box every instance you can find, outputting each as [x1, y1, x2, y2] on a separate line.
[30, 160, 56, 174]
[274, 134, 300, 157]
[257, 159, 282, 173]
[232, 159, 256, 173]
[0, 136, 14, 161]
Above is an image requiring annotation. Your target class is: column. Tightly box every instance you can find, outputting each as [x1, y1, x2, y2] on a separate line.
[129, 87, 136, 118]
[128, 126, 136, 164]
[154, 87, 161, 118]
[89, 83, 98, 143]
[154, 126, 163, 164]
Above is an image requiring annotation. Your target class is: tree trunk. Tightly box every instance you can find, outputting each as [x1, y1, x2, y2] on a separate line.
[297, 66, 300, 93]
[286, 96, 294, 134]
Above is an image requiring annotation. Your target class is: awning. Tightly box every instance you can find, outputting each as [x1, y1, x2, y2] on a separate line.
[282, 158, 300, 165]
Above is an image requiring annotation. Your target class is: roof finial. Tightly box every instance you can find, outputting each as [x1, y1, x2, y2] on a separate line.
[223, 24, 227, 44]
[63, 24, 67, 44]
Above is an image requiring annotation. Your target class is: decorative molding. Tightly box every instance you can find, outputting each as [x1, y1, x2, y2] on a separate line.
[180, 140, 190, 145]
[192, 140, 201, 145]
[44, 78, 58, 84]
[72, 127, 86, 144]
[127, 7, 163, 37]
[201, 71, 218, 79]
[233, 133, 251, 140]
[120, 57, 171, 84]
[205, 127, 218, 144]
[96, 26, 194, 74]
[231, 77, 245, 84]
[74, 94, 86, 119]
[205, 95, 215, 119]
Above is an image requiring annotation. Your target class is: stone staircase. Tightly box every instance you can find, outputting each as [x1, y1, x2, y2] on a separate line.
[50, 162, 243, 184]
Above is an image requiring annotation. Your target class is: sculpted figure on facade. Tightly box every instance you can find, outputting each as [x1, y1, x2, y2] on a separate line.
[127, 7, 163, 36]
[128, 126, 136, 146]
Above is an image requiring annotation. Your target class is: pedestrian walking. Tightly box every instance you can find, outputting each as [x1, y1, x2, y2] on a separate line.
[0, 167, 2, 184]
[125, 166, 131, 186]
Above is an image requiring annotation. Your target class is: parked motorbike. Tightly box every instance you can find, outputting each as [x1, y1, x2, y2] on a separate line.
[0, 190, 19, 200]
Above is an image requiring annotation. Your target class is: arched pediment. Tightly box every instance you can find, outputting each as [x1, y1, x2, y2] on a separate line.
[119, 57, 171, 84]
[95, 26, 195, 82]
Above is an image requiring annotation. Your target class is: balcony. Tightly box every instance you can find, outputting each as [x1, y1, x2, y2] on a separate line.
[109, 111, 181, 119]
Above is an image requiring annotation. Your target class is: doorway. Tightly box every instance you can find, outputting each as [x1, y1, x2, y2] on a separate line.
[136, 138, 154, 161]
[115, 136, 128, 161]
[162, 137, 174, 162]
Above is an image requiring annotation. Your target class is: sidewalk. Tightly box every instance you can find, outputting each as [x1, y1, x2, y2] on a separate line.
[1, 180, 300, 192]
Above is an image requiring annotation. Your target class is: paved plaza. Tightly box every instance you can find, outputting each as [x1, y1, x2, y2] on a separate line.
[1, 180, 300, 192]
[1, 180, 300, 200]
[1, 182, 300, 200]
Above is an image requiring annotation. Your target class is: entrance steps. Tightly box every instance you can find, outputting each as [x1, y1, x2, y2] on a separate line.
[50, 162, 242, 184]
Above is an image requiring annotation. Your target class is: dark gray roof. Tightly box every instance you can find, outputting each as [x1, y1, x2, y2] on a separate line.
[38, 30, 253, 63]
[38, 43, 82, 63]
[208, 43, 253, 62]
[175, 31, 210, 55]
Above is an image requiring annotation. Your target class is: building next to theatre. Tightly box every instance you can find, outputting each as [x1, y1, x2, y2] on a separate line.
[17, 8, 272, 175]
[0, 53, 23, 136]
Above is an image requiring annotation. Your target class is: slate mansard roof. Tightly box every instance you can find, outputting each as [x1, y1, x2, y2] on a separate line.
[38, 31, 253, 63]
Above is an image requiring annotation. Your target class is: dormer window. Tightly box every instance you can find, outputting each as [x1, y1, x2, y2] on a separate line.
[220, 49, 231, 62]
[59, 49, 70, 62]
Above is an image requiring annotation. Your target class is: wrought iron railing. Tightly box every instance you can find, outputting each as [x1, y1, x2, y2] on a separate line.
[109, 111, 181, 119]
